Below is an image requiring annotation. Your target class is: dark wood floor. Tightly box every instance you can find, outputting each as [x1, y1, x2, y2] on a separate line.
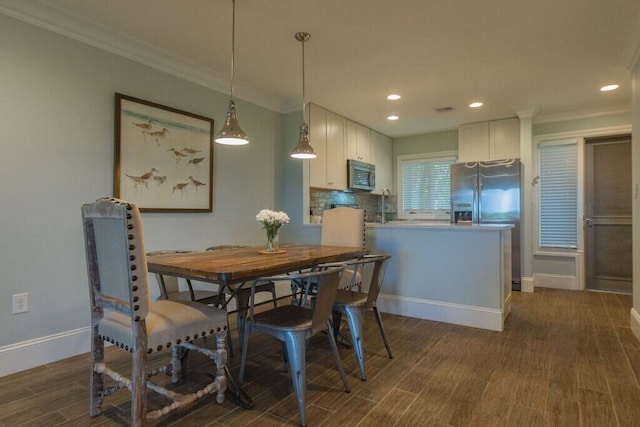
[1, 288, 640, 426]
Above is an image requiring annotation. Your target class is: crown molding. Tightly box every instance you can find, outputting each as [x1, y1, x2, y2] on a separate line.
[0, 1, 282, 113]
[533, 105, 631, 124]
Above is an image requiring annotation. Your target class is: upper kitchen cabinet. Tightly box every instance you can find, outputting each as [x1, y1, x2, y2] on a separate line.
[370, 130, 393, 194]
[346, 120, 371, 163]
[309, 104, 347, 190]
[458, 117, 520, 162]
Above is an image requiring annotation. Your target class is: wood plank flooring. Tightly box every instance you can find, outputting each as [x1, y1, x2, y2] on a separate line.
[1, 288, 639, 426]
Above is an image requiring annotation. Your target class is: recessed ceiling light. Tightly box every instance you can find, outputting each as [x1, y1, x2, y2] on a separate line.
[469, 102, 483, 108]
[600, 84, 619, 92]
[387, 94, 401, 100]
[387, 115, 399, 121]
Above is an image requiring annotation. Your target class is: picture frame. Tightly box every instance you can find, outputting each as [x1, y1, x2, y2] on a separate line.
[114, 93, 214, 212]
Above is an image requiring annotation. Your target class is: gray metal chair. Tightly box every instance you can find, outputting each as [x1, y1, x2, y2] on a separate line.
[147, 250, 219, 305]
[332, 254, 393, 381]
[81, 197, 227, 426]
[205, 245, 278, 352]
[238, 266, 350, 427]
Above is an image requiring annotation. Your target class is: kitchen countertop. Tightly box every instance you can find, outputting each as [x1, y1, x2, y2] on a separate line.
[364, 221, 514, 230]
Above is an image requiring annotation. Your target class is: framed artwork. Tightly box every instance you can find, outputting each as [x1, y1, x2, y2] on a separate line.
[114, 93, 214, 212]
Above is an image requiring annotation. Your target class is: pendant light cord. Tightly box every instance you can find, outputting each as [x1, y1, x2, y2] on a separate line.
[301, 35, 306, 120]
[230, 0, 236, 99]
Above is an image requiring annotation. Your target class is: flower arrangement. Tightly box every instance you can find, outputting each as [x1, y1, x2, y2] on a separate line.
[256, 209, 290, 252]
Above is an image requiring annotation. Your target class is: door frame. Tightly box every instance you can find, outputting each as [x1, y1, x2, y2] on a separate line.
[531, 124, 631, 291]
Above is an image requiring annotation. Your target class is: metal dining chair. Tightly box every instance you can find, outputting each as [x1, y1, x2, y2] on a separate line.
[205, 245, 278, 354]
[238, 266, 350, 427]
[81, 197, 228, 426]
[147, 250, 219, 305]
[332, 254, 393, 381]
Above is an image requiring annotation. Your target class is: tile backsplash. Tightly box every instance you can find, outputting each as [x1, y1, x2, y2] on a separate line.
[309, 189, 397, 223]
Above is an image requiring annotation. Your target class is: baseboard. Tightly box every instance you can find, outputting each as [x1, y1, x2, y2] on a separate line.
[521, 277, 534, 293]
[631, 308, 640, 343]
[377, 294, 506, 332]
[533, 273, 578, 290]
[0, 327, 91, 377]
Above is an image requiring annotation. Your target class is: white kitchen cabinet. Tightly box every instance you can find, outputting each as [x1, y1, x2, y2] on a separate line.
[458, 121, 489, 162]
[346, 120, 371, 163]
[489, 118, 520, 160]
[370, 130, 393, 194]
[458, 117, 520, 162]
[309, 104, 346, 190]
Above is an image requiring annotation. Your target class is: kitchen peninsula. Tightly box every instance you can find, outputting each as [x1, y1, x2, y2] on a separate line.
[308, 221, 513, 331]
[371, 221, 512, 331]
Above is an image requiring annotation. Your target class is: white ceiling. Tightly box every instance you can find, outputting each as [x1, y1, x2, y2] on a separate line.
[1, 0, 639, 138]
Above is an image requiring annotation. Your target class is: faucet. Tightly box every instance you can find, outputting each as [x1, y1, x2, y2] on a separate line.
[380, 188, 390, 224]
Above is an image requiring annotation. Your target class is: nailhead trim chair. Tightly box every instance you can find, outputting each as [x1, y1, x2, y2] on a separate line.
[82, 197, 228, 426]
[332, 254, 393, 381]
[238, 266, 350, 427]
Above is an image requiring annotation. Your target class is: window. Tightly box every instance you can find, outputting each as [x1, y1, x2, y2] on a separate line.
[397, 152, 456, 220]
[538, 140, 578, 248]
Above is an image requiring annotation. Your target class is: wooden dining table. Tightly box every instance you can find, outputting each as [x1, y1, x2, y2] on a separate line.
[146, 243, 369, 288]
[146, 243, 369, 408]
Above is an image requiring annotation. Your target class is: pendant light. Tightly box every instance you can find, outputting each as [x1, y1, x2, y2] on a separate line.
[215, 0, 249, 145]
[290, 32, 316, 159]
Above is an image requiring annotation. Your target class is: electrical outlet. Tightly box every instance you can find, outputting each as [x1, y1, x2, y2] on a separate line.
[12, 293, 28, 314]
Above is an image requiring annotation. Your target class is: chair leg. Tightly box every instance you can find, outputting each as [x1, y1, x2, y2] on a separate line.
[284, 333, 308, 427]
[270, 283, 278, 308]
[344, 307, 367, 381]
[372, 306, 393, 359]
[332, 311, 343, 339]
[238, 322, 252, 385]
[89, 331, 104, 417]
[325, 320, 351, 392]
[131, 348, 148, 427]
[226, 323, 234, 358]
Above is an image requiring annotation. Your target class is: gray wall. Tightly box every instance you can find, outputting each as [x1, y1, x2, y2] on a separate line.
[0, 14, 283, 348]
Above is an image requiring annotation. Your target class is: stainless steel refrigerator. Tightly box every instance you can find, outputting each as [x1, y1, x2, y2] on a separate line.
[450, 158, 521, 289]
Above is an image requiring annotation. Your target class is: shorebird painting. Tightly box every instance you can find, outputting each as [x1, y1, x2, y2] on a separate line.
[131, 119, 154, 130]
[172, 182, 189, 197]
[187, 157, 205, 172]
[143, 127, 169, 145]
[187, 176, 206, 193]
[167, 148, 187, 165]
[124, 168, 159, 190]
[153, 175, 167, 197]
[181, 147, 202, 156]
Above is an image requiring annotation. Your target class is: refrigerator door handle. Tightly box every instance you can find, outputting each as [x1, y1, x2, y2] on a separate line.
[476, 176, 482, 224]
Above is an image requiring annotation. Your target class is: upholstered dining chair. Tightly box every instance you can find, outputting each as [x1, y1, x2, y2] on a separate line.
[81, 197, 228, 426]
[238, 266, 350, 427]
[147, 250, 219, 305]
[332, 254, 393, 381]
[320, 206, 366, 248]
[293, 207, 366, 306]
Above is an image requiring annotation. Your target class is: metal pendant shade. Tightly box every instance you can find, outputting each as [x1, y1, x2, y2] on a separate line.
[215, 0, 249, 145]
[290, 32, 316, 159]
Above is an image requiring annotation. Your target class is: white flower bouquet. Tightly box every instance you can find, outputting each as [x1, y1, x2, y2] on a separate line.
[256, 209, 290, 252]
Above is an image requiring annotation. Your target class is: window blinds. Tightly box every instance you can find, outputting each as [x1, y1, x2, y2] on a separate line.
[539, 141, 578, 248]
[401, 158, 454, 214]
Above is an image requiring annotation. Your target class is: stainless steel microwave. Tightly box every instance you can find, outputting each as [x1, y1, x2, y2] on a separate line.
[347, 160, 375, 191]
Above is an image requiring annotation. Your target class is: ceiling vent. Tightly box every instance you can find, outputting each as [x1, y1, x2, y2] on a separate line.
[435, 106, 455, 113]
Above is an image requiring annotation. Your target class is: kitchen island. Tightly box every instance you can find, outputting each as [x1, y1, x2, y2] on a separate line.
[303, 221, 513, 331]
